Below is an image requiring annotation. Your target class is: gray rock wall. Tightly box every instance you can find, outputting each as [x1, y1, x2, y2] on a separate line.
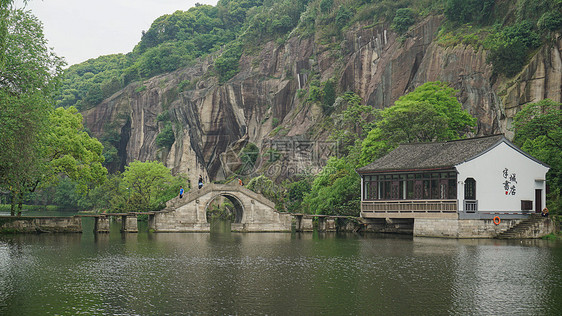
[82, 16, 562, 184]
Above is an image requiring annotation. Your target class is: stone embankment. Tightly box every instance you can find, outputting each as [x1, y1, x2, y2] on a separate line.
[0, 216, 82, 233]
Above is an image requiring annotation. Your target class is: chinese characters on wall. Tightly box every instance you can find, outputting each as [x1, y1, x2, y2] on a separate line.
[503, 168, 517, 195]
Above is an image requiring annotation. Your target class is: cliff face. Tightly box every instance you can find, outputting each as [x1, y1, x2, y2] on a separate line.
[83, 16, 562, 183]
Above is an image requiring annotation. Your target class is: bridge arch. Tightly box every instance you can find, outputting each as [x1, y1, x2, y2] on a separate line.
[205, 193, 244, 223]
[153, 183, 292, 232]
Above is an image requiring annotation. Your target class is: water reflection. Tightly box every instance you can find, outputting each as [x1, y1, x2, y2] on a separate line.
[449, 238, 561, 315]
[0, 223, 561, 315]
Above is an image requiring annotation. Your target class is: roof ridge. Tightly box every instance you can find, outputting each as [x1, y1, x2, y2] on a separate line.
[398, 134, 504, 147]
[356, 134, 519, 174]
[444, 133, 504, 143]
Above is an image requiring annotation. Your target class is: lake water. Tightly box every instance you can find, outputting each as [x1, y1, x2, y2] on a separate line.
[0, 217, 561, 315]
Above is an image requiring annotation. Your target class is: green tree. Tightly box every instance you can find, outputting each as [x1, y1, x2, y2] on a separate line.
[0, 7, 65, 215]
[88, 173, 122, 211]
[512, 99, 562, 212]
[285, 177, 312, 212]
[85, 84, 104, 106]
[246, 174, 284, 208]
[52, 178, 82, 210]
[360, 81, 476, 165]
[302, 156, 360, 216]
[120, 160, 184, 212]
[332, 92, 377, 154]
[44, 107, 108, 193]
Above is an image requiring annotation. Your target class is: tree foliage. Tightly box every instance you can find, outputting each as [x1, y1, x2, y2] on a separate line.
[0, 7, 65, 215]
[155, 122, 176, 149]
[302, 92, 374, 216]
[537, 10, 562, 33]
[392, 8, 415, 34]
[444, 0, 494, 25]
[302, 156, 360, 216]
[246, 174, 284, 208]
[44, 107, 107, 192]
[331, 92, 377, 153]
[513, 99, 562, 212]
[486, 21, 541, 78]
[360, 81, 476, 165]
[214, 42, 243, 82]
[118, 160, 183, 212]
[285, 177, 312, 212]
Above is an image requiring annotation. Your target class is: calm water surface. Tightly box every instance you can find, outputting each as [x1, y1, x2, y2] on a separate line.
[0, 217, 561, 315]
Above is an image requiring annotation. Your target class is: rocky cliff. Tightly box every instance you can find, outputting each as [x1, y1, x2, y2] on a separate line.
[83, 15, 562, 184]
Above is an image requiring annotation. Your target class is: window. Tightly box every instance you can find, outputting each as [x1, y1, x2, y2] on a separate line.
[363, 170, 457, 201]
[521, 200, 533, 211]
[363, 176, 378, 200]
[465, 178, 476, 200]
[448, 179, 457, 199]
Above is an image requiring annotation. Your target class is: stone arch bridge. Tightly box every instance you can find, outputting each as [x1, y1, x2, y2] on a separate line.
[150, 183, 293, 232]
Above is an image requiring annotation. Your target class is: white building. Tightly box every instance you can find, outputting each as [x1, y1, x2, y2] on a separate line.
[356, 135, 549, 220]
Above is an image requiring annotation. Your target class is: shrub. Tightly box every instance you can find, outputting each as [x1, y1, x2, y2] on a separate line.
[486, 21, 541, 77]
[392, 8, 415, 34]
[444, 0, 494, 24]
[537, 11, 562, 33]
[156, 110, 170, 122]
[320, 0, 333, 13]
[155, 122, 175, 149]
[215, 43, 243, 83]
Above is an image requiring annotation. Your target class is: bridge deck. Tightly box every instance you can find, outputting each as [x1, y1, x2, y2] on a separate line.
[291, 213, 354, 219]
[75, 212, 156, 217]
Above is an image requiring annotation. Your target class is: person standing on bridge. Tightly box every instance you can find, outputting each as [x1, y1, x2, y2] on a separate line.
[179, 186, 184, 199]
[198, 175, 203, 189]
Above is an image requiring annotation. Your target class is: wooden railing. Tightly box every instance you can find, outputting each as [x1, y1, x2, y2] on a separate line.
[361, 199, 458, 216]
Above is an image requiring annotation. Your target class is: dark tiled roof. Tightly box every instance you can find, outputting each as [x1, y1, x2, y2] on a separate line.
[357, 135, 508, 173]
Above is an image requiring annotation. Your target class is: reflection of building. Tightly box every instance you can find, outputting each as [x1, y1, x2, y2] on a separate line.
[356, 135, 551, 237]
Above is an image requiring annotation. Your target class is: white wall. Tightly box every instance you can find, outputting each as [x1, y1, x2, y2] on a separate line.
[456, 142, 549, 213]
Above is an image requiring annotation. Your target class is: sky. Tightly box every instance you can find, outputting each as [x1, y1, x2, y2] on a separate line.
[16, 0, 219, 66]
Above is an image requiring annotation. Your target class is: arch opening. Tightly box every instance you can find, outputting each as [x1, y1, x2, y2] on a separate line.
[205, 194, 244, 223]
